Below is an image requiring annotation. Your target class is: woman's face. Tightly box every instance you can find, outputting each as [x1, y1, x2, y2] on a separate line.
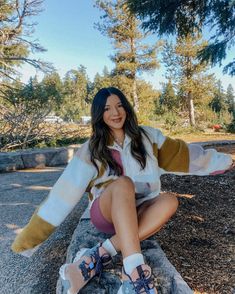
[103, 94, 127, 132]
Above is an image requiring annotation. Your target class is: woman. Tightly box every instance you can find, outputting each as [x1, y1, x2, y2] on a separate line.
[12, 87, 233, 294]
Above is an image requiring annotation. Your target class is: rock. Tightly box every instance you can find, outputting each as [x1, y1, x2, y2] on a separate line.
[0, 146, 79, 172]
[0, 152, 24, 171]
[56, 215, 193, 294]
[49, 147, 78, 166]
[21, 148, 56, 168]
[193, 140, 235, 147]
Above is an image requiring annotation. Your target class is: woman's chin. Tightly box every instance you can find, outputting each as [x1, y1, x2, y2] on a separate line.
[110, 123, 124, 130]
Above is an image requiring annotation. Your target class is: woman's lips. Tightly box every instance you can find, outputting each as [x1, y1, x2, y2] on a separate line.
[112, 118, 122, 123]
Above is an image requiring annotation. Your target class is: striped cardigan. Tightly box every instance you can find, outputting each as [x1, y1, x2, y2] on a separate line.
[11, 126, 232, 254]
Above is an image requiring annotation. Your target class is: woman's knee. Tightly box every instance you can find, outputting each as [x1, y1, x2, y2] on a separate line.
[98, 177, 135, 216]
[165, 193, 179, 212]
[110, 176, 135, 201]
[158, 192, 179, 212]
[113, 176, 135, 191]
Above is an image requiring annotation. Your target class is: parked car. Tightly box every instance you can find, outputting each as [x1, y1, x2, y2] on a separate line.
[44, 115, 63, 123]
[80, 116, 91, 124]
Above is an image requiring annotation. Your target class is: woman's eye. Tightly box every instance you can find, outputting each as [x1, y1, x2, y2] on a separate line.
[104, 108, 109, 111]
[118, 104, 123, 108]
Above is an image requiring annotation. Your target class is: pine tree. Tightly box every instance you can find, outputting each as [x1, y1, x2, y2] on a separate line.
[209, 80, 227, 115]
[95, 0, 159, 111]
[162, 33, 215, 126]
[136, 79, 160, 122]
[41, 72, 63, 110]
[127, 0, 235, 76]
[226, 84, 235, 116]
[89, 67, 112, 101]
[159, 80, 178, 111]
[62, 66, 89, 121]
[226, 83, 235, 133]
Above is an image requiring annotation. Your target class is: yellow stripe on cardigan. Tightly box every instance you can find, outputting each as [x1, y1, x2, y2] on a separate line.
[94, 178, 115, 190]
[86, 163, 106, 201]
[11, 212, 55, 253]
[154, 137, 189, 172]
[152, 143, 158, 159]
[87, 178, 115, 202]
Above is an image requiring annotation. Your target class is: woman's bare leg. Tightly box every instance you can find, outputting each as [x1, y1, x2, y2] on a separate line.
[137, 192, 178, 240]
[98, 178, 175, 293]
[100, 191, 178, 252]
[98, 176, 141, 257]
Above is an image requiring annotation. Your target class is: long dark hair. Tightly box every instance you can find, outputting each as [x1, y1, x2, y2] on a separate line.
[89, 87, 149, 175]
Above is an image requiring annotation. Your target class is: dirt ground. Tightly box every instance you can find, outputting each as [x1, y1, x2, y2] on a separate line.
[156, 145, 235, 294]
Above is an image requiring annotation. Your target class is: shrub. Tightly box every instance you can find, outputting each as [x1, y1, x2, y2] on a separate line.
[226, 118, 235, 133]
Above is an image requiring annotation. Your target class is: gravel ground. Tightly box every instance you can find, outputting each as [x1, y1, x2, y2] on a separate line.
[0, 166, 87, 294]
[156, 146, 235, 294]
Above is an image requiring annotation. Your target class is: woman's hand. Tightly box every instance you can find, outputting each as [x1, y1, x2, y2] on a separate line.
[228, 161, 235, 172]
[210, 161, 235, 175]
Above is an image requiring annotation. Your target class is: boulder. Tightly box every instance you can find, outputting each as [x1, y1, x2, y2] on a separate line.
[0, 146, 79, 172]
[0, 153, 24, 172]
[56, 213, 193, 294]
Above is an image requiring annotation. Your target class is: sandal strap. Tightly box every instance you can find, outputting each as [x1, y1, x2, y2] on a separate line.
[79, 260, 95, 281]
[79, 244, 112, 281]
[131, 266, 155, 294]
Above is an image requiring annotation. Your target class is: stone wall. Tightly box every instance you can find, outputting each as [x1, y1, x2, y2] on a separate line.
[0, 146, 79, 172]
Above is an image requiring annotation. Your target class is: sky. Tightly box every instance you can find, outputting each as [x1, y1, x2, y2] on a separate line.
[20, 0, 235, 91]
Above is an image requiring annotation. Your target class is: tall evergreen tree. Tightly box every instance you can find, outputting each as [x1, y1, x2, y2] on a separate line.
[136, 79, 160, 121]
[209, 80, 227, 115]
[159, 80, 177, 111]
[41, 72, 63, 110]
[127, 0, 235, 76]
[89, 67, 112, 100]
[226, 84, 235, 116]
[95, 0, 160, 111]
[162, 34, 215, 126]
[61, 66, 89, 121]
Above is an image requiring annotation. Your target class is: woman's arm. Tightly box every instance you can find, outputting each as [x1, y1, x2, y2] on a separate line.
[209, 160, 235, 175]
[145, 126, 233, 175]
[11, 146, 96, 255]
[187, 143, 233, 175]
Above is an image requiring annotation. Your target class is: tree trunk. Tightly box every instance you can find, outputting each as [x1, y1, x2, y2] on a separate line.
[187, 91, 195, 126]
[132, 78, 139, 112]
[130, 32, 139, 113]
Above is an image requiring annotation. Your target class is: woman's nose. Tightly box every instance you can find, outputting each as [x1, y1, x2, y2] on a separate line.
[111, 107, 119, 115]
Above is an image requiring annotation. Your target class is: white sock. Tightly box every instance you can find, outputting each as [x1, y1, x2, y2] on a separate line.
[102, 239, 118, 257]
[123, 253, 145, 275]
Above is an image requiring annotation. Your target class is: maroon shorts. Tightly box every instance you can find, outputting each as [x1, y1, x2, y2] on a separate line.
[90, 197, 115, 235]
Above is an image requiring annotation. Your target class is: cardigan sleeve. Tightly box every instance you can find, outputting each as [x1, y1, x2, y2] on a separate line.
[187, 143, 233, 175]
[11, 143, 96, 254]
[144, 126, 233, 175]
